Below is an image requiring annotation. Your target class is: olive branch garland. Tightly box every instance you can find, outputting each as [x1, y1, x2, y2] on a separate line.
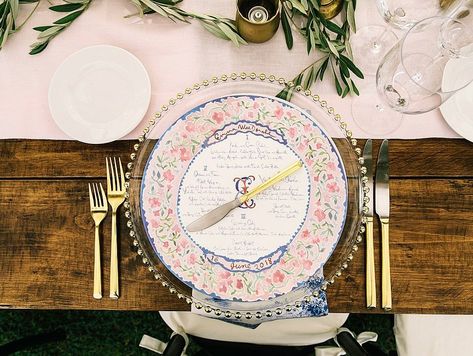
[20, 0, 362, 97]
[277, 0, 363, 100]
[30, 0, 246, 55]
[129, 0, 247, 47]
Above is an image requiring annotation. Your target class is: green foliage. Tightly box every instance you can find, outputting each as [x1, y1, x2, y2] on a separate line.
[277, 0, 363, 100]
[0, 0, 40, 50]
[131, 0, 247, 46]
[30, 0, 92, 55]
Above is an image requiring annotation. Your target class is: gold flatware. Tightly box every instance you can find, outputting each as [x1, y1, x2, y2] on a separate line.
[106, 157, 126, 299]
[187, 160, 303, 232]
[375, 139, 392, 311]
[363, 139, 376, 308]
[88, 182, 108, 300]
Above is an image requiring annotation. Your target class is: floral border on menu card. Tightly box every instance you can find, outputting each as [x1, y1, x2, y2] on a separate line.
[140, 94, 348, 302]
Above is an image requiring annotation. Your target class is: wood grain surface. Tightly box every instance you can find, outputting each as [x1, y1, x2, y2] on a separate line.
[1, 139, 472, 313]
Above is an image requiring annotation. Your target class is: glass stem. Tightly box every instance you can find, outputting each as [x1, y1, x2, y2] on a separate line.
[372, 27, 390, 51]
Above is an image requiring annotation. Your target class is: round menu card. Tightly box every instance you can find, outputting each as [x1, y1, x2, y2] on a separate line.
[141, 95, 347, 301]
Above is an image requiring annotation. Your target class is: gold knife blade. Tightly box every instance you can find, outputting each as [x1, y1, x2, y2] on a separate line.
[186, 160, 303, 232]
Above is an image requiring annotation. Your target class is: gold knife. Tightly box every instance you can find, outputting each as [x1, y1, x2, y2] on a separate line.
[186, 160, 303, 232]
[375, 139, 392, 311]
[363, 139, 376, 308]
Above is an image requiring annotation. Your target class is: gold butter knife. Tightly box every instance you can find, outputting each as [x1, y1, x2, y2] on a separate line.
[186, 160, 303, 232]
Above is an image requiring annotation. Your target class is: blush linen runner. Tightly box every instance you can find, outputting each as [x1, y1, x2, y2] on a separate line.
[0, 0, 461, 141]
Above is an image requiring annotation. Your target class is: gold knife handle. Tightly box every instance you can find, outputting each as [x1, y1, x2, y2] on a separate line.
[380, 217, 392, 311]
[366, 217, 376, 308]
[239, 161, 303, 204]
[110, 211, 119, 299]
[93, 224, 102, 299]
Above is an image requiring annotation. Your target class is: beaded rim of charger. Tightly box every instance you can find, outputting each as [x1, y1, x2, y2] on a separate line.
[123, 72, 369, 320]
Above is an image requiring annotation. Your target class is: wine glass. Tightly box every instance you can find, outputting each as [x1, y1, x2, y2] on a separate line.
[353, 16, 473, 135]
[351, 0, 464, 76]
[377, 16, 473, 114]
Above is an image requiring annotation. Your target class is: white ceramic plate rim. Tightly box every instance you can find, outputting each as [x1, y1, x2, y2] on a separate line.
[48, 44, 151, 144]
[440, 51, 473, 142]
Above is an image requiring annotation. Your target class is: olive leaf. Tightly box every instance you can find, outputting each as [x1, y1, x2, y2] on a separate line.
[29, 0, 92, 55]
[1, 0, 40, 51]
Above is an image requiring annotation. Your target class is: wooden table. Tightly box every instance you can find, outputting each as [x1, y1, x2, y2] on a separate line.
[1, 138, 472, 313]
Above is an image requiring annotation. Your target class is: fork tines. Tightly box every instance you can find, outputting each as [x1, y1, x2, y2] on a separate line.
[106, 157, 125, 194]
[88, 182, 106, 209]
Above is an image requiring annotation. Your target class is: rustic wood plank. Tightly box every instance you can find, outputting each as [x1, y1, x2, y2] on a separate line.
[1, 139, 473, 179]
[0, 140, 134, 179]
[1, 177, 472, 313]
[0, 179, 187, 310]
[328, 178, 473, 314]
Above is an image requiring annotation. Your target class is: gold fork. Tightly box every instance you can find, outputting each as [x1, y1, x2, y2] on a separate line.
[106, 157, 126, 299]
[88, 183, 108, 300]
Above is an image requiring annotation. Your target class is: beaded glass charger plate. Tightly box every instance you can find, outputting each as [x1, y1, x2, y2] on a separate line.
[126, 74, 366, 317]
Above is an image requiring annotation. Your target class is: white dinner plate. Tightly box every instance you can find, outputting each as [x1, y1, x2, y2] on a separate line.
[49, 45, 151, 144]
[440, 52, 473, 143]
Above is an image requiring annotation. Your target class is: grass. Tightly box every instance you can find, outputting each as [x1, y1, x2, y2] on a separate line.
[0, 310, 395, 355]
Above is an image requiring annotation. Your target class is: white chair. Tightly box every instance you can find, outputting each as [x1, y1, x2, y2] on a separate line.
[139, 312, 382, 356]
[394, 314, 473, 356]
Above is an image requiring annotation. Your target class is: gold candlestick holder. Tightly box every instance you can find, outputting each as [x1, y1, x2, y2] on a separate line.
[236, 0, 281, 43]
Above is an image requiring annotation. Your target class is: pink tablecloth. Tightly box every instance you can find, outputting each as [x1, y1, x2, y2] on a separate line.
[0, 0, 460, 140]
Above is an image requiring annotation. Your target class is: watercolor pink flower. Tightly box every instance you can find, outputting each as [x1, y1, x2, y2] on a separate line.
[179, 147, 191, 161]
[273, 270, 285, 283]
[314, 209, 326, 221]
[274, 106, 284, 119]
[302, 229, 310, 239]
[149, 197, 161, 208]
[188, 253, 197, 265]
[219, 271, 231, 279]
[212, 111, 224, 124]
[185, 122, 196, 132]
[172, 259, 181, 269]
[163, 170, 175, 182]
[327, 182, 339, 193]
[218, 281, 227, 293]
[302, 259, 313, 270]
[288, 127, 297, 138]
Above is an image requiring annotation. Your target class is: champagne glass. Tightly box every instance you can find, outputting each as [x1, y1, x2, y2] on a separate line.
[353, 16, 473, 135]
